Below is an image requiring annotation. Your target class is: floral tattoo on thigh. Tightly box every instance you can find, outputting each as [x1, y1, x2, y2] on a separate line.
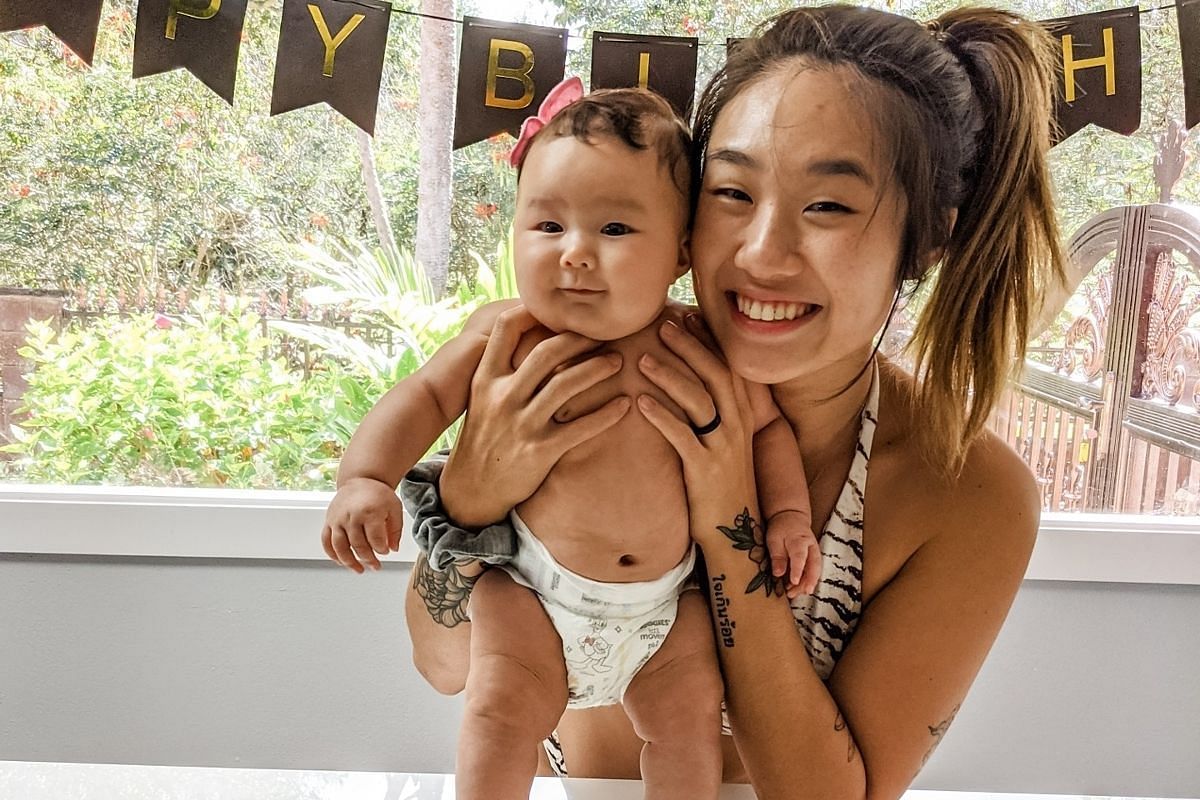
[719, 508, 784, 597]
[413, 554, 478, 628]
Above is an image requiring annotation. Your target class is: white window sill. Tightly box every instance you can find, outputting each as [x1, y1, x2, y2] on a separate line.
[1, 484, 1198, 585]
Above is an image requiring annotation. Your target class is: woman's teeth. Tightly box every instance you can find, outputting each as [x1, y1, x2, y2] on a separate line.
[735, 294, 810, 321]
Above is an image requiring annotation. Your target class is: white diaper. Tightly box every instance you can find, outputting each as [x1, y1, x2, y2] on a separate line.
[499, 511, 697, 709]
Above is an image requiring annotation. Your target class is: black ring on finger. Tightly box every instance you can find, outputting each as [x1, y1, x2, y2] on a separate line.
[691, 411, 722, 436]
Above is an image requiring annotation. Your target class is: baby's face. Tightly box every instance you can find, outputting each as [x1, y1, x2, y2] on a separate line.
[512, 134, 690, 341]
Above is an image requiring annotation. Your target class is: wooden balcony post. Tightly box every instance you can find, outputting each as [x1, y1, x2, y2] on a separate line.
[1087, 206, 1154, 509]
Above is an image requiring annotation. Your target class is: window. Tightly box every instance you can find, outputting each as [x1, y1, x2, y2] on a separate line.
[2, 0, 1198, 560]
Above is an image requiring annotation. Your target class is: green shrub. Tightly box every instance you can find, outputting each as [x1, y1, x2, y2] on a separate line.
[270, 236, 521, 451]
[2, 302, 381, 489]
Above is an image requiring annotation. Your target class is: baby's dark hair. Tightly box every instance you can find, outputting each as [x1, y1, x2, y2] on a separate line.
[514, 87, 692, 201]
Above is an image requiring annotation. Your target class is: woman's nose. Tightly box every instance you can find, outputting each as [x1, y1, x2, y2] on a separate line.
[734, 203, 801, 280]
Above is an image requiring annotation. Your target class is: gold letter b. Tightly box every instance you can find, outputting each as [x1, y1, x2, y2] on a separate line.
[486, 39, 535, 110]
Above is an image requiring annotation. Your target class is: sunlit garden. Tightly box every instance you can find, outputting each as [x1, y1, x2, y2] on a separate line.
[3, 0, 1200, 495]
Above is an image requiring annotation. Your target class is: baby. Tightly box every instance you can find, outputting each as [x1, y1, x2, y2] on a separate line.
[322, 79, 818, 799]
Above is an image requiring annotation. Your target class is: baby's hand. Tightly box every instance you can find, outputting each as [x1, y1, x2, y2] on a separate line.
[766, 509, 822, 600]
[322, 477, 405, 573]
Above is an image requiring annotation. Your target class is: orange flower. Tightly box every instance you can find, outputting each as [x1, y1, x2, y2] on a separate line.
[309, 212, 329, 229]
[61, 44, 84, 68]
[473, 202, 498, 220]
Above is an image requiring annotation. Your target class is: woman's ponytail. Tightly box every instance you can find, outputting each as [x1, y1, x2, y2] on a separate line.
[908, 8, 1067, 473]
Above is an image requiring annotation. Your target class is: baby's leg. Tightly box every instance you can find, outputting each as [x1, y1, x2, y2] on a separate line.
[456, 568, 568, 800]
[621, 589, 723, 799]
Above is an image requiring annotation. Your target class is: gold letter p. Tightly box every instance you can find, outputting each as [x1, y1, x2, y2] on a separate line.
[166, 0, 222, 41]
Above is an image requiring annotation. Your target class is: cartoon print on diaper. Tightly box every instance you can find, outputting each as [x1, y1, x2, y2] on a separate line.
[564, 618, 615, 675]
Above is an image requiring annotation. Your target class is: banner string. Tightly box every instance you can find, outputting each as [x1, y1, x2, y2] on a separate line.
[381, 2, 1186, 44]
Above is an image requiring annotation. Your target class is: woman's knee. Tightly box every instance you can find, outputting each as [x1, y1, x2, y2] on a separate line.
[413, 649, 468, 696]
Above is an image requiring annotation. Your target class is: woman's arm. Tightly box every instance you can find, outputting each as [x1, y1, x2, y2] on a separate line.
[638, 320, 1039, 799]
[823, 440, 1038, 797]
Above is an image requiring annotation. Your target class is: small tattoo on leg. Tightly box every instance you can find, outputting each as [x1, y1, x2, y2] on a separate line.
[413, 554, 478, 628]
[921, 703, 961, 767]
[718, 508, 783, 597]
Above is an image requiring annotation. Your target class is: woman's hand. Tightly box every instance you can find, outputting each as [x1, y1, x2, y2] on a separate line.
[635, 315, 760, 543]
[441, 306, 633, 528]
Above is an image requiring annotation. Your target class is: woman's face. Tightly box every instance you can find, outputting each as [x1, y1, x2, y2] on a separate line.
[690, 64, 906, 387]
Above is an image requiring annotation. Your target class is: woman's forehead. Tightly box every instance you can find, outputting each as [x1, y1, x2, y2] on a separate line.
[707, 65, 885, 180]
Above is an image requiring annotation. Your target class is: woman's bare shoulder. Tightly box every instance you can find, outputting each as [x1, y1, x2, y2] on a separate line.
[868, 362, 1040, 574]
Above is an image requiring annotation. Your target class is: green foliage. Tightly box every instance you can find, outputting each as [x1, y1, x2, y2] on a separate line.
[269, 235, 520, 451]
[0, 0, 515, 296]
[2, 304, 378, 489]
[273, 240, 469, 383]
[468, 232, 522, 304]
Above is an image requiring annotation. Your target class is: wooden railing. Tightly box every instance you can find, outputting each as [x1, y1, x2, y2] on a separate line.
[988, 202, 1200, 515]
[60, 284, 401, 375]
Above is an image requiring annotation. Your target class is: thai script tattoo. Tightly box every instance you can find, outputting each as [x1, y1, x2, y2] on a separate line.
[711, 572, 736, 648]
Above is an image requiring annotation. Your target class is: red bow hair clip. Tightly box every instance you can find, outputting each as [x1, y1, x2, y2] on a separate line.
[508, 76, 585, 168]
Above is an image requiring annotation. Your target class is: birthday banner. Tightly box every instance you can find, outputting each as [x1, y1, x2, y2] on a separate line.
[453, 16, 567, 149]
[133, 0, 249, 104]
[0, 0, 1187, 143]
[1045, 6, 1142, 143]
[0, 0, 106, 65]
[270, 0, 391, 134]
[590, 31, 699, 117]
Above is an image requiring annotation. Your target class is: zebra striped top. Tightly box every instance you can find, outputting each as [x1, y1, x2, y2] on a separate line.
[790, 358, 879, 681]
[715, 359, 879, 737]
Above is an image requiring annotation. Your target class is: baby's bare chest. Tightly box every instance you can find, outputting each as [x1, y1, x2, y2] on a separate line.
[552, 317, 692, 425]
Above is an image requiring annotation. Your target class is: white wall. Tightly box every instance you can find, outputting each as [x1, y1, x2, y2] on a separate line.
[1, 553, 1198, 797]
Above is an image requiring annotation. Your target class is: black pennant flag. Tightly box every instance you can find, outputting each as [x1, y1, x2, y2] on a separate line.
[454, 16, 567, 150]
[132, 0, 248, 105]
[590, 32, 698, 118]
[1045, 7, 1141, 144]
[0, 0, 106, 65]
[1177, 0, 1200, 129]
[270, 0, 391, 135]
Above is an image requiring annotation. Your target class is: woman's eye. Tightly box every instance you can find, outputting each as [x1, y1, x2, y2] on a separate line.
[807, 201, 851, 214]
[601, 222, 632, 236]
[537, 221, 563, 233]
[713, 187, 752, 202]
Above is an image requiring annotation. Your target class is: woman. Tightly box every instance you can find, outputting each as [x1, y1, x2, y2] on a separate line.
[401, 5, 1065, 797]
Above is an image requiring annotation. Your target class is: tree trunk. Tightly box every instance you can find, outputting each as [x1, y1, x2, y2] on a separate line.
[355, 128, 398, 254]
[417, 0, 456, 297]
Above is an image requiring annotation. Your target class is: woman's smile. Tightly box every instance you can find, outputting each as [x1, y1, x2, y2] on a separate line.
[726, 291, 823, 334]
